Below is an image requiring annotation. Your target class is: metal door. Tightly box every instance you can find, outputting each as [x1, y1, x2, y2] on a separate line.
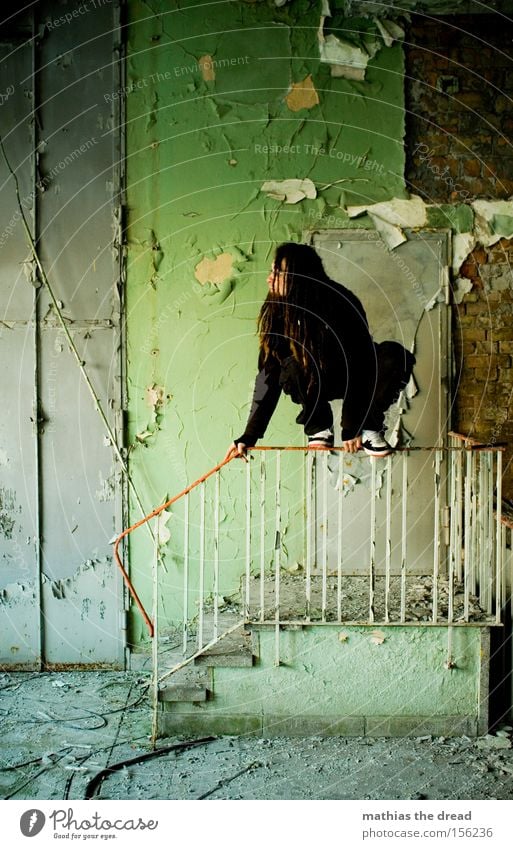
[308, 230, 451, 576]
[0, 3, 125, 668]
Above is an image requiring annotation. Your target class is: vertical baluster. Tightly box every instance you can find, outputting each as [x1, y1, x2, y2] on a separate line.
[369, 458, 376, 623]
[470, 450, 478, 596]
[213, 471, 220, 641]
[322, 450, 328, 622]
[245, 458, 251, 622]
[448, 446, 457, 625]
[337, 451, 344, 623]
[463, 449, 472, 622]
[198, 480, 205, 649]
[487, 451, 494, 615]
[385, 454, 392, 623]
[479, 452, 487, 612]
[455, 447, 463, 582]
[150, 516, 160, 749]
[259, 455, 266, 623]
[448, 453, 455, 627]
[432, 449, 441, 624]
[400, 452, 408, 623]
[306, 451, 314, 622]
[182, 493, 189, 654]
[274, 450, 281, 666]
[495, 450, 503, 624]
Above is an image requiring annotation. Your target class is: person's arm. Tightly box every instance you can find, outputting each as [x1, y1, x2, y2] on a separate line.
[225, 353, 282, 460]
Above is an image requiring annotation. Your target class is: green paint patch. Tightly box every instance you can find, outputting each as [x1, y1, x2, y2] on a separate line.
[427, 204, 474, 233]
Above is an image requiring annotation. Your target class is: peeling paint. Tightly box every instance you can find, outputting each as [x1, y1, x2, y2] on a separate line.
[194, 253, 234, 286]
[260, 178, 316, 204]
[199, 54, 216, 82]
[95, 470, 116, 503]
[0, 488, 18, 540]
[285, 75, 319, 112]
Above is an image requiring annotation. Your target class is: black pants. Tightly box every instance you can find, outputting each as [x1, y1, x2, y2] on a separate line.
[278, 342, 416, 437]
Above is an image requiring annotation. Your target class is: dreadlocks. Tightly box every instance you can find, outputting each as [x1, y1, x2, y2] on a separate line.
[258, 242, 333, 384]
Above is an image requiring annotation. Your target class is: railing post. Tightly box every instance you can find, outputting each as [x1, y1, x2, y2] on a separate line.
[385, 454, 392, 624]
[213, 471, 220, 641]
[306, 451, 314, 622]
[259, 455, 266, 623]
[182, 493, 189, 654]
[400, 451, 408, 623]
[198, 480, 205, 649]
[321, 451, 328, 622]
[274, 450, 281, 666]
[337, 451, 344, 623]
[245, 458, 252, 621]
[495, 450, 503, 624]
[432, 449, 442, 624]
[463, 449, 472, 623]
[369, 458, 377, 624]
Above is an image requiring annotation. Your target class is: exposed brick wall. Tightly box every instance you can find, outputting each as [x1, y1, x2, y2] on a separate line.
[453, 240, 513, 495]
[405, 16, 513, 496]
[405, 15, 513, 201]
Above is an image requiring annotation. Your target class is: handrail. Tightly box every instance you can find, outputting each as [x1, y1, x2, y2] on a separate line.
[113, 442, 507, 637]
[113, 455, 235, 636]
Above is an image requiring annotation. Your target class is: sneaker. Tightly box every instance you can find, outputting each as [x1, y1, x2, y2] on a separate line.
[308, 428, 334, 448]
[361, 430, 394, 457]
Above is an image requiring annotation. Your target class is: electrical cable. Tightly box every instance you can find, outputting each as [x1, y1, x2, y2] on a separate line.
[84, 736, 217, 799]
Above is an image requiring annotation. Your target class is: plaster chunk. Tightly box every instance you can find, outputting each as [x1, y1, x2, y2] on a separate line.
[285, 75, 320, 112]
[472, 201, 513, 247]
[156, 510, 172, 546]
[347, 196, 428, 229]
[453, 277, 473, 304]
[374, 18, 405, 47]
[368, 212, 406, 250]
[452, 232, 476, 273]
[261, 178, 317, 204]
[194, 252, 234, 285]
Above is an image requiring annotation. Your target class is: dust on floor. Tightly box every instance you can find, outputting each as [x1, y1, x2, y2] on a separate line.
[0, 672, 512, 801]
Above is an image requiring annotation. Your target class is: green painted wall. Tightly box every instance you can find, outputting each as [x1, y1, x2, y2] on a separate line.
[125, 0, 406, 641]
[162, 625, 487, 737]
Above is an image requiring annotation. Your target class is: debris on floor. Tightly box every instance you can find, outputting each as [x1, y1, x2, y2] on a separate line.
[0, 672, 512, 800]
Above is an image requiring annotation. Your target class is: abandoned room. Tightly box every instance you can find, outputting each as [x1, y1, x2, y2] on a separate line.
[1, 0, 513, 803]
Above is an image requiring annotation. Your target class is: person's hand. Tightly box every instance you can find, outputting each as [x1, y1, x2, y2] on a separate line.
[342, 435, 362, 454]
[223, 442, 248, 463]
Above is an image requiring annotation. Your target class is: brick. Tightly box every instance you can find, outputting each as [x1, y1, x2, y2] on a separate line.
[462, 158, 481, 177]
[487, 328, 513, 341]
[459, 327, 487, 341]
[466, 354, 493, 368]
[471, 247, 488, 264]
[475, 341, 499, 354]
[475, 367, 498, 381]
[500, 341, 513, 353]
[465, 302, 487, 315]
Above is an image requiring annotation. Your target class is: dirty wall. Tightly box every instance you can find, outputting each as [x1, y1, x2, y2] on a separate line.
[125, 0, 407, 643]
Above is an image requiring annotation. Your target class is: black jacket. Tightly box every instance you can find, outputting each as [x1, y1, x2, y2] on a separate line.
[236, 281, 378, 444]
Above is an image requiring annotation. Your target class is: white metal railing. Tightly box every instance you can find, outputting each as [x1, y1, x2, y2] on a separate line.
[150, 443, 507, 648]
[114, 440, 510, 743]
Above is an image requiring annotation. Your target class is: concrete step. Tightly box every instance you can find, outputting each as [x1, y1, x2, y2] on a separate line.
[158, 683, 208, 703]
[194, 629, 254, 668]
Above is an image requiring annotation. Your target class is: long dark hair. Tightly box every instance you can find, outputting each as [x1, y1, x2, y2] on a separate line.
[258, 242, 333, 379]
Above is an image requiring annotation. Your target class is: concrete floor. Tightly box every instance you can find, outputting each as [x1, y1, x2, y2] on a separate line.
[1, 671, 512, 801]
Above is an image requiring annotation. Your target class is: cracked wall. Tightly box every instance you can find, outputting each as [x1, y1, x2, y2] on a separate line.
[125, 0, 406, 639]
